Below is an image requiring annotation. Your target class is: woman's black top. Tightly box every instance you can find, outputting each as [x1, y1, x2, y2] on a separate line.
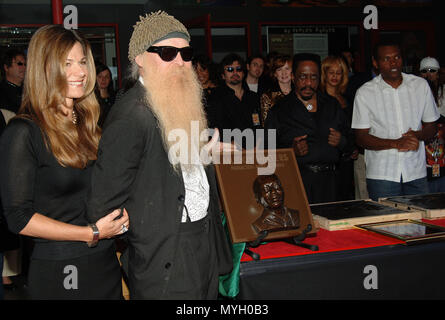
[0, 111, 21, 252]
[0, 118, 112, 260]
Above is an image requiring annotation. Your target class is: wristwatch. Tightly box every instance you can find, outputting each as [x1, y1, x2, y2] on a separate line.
[87, 223, 99, 248]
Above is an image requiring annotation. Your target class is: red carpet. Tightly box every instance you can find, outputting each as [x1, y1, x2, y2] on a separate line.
[241, 218, 445, 262]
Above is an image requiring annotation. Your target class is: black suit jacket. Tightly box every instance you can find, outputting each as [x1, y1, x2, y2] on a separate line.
[87, 82, 232, 299]
[206, 84, 261, 149]
[265, 91, 351, 165]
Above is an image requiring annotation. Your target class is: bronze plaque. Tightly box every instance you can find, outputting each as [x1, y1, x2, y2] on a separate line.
[214, 148, 317, 243]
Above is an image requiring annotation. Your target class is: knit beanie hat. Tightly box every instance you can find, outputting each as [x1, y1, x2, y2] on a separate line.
[128, 10, 190, 62]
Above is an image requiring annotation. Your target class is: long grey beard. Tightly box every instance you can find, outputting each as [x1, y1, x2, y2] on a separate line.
[142, 65, 208, 173]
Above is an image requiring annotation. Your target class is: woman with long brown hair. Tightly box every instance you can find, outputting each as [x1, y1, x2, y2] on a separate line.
[0, 25, 129, 299]
[95, 62, 116, 127]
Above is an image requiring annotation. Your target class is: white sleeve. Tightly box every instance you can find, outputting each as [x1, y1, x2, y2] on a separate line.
[351, 87, 371, 129]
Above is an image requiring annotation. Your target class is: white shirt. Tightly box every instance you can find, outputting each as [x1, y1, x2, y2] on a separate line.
[247, 82, 258, 93]
[352, 73, 439, 183]
[0, 108, 15, 123]
[181, 164, 210, 222]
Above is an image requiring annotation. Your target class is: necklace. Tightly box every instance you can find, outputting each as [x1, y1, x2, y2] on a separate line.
[72, 109, 78, 125]
[298, 96, 315, 111]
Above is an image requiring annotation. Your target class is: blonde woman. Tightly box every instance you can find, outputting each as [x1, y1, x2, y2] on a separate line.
[0, 25, 129, 299]
[320, 55, 349, 110]
[321, 55, 357, 201]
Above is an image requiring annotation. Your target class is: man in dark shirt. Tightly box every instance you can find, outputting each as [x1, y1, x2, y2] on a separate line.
[266, 53, 350, 204]
[207, 53, 261, 150]
[0, 49, 26, 113]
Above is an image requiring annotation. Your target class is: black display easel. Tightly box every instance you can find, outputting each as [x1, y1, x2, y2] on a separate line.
[244, 224, 318, 261]
[286, 224, 319, 251]
[244, 230, 268, 261]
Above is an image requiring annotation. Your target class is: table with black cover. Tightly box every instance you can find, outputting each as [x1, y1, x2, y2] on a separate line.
[238, 223, 445, 300]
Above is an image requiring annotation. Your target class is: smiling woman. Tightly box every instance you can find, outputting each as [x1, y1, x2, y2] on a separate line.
[259, 55, 293, 125]
[64, 42, 88, 110]
[21, 25, 99, 168]
[0, 25, 129, 300]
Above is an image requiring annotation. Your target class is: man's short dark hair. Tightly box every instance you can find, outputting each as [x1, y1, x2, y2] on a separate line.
[247, 54, 265, 65]
[253, 174, 281, 203]
[192, 53, 219, 86]
[192, 53, 213, 69]
[292, 53, 321, 75]
[2, 49, 25, 67]
[219, 53, 246, 75]
[372, 40, 401, 60]
[2, 49, 25, 77]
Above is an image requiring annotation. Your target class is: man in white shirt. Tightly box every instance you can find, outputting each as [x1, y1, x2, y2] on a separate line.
[352, 41, 439, 201]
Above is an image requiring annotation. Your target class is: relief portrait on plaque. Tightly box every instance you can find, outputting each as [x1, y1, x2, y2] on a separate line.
[251, 174, 300, 233]
[214, 148, 317, 243]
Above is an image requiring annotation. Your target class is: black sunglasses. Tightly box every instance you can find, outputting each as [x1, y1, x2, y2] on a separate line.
[146, 46, 194, 62]
[15, 61, 26, 66]
[225, 66, 243, 73]
[420, 68, 438, 74]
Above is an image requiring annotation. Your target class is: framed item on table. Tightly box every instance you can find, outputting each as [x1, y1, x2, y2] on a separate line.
[356, 219, 445, 245]
[214, 148, 317, 243]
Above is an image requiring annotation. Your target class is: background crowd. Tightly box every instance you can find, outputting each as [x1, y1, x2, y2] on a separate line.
[0, 32, 444, 298]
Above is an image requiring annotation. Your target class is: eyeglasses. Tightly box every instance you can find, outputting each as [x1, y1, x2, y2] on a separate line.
[146, 46, 194, 62]
[14, 61, 26, 66]
[225, 66, 243, 73]
[420, 68, 438, 74]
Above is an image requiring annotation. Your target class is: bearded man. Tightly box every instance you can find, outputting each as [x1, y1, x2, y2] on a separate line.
[86, 11, 232, 300]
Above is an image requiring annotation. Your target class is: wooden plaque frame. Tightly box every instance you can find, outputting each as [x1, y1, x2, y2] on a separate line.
[379, 192, 445, 219]
[356, 219, 445, 245]
[311, 199, 423, 231]
[214, 148, 317, 243]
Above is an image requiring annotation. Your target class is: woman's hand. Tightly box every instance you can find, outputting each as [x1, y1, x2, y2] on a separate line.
[95, 208, 130, 240]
